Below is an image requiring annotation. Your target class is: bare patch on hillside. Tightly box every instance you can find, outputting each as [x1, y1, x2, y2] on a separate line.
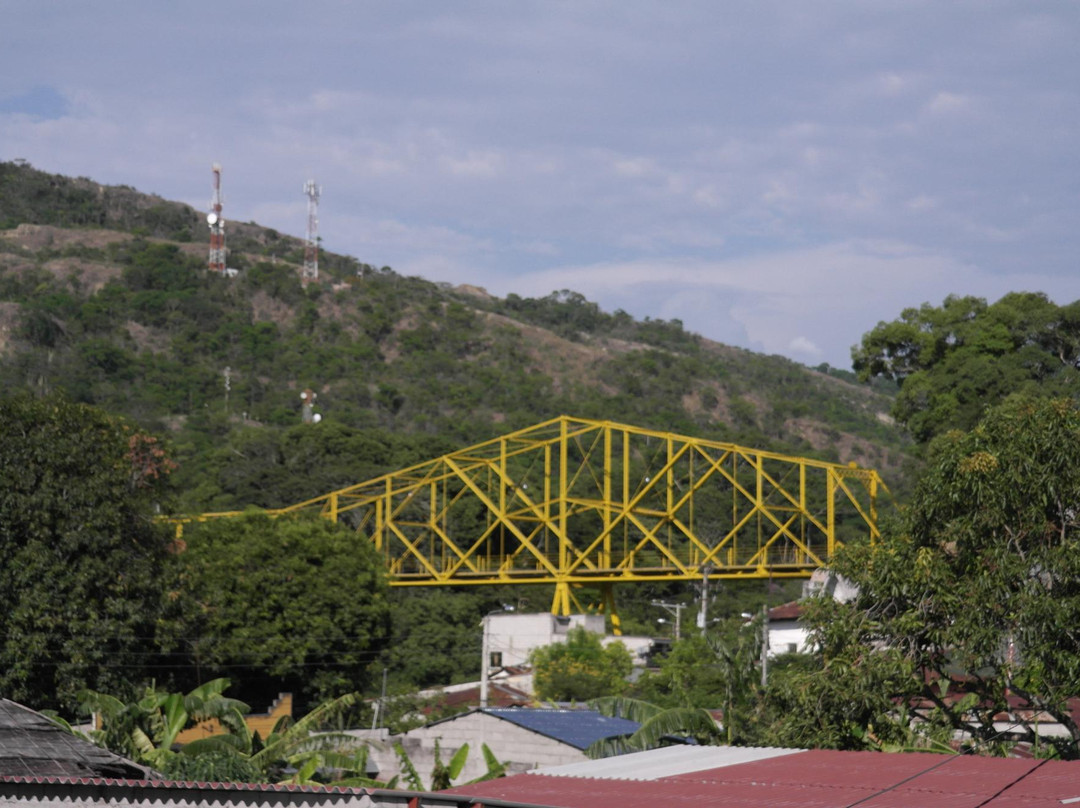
[125, 320, 171, 354]
[317, 294, 360, 338]
[0, 224, 133, 252]
[42, 258, 122, 292]
[381, 309, 425, 363]
[250, 291, 295, 328]
[455, 284, 494, 300]
[681, 383, 734, 425]
[474, 309, 616, 393]
[785, 416, 899, 472]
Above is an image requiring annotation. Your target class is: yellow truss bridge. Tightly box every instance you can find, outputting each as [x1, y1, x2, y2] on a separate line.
[176, 416, 889, 624]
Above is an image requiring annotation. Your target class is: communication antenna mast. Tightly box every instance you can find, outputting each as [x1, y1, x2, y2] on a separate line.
[300, 388, 321, 424]
[207, 163, 226, 273]
[302, 179, 321, 285]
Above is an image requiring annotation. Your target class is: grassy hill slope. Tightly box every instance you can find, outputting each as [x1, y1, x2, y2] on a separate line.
[0, 160, 912, 513]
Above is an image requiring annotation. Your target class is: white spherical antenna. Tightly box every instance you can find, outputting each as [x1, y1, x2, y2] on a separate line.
[300, 392, 307, 400]
[207, 212, 218, 225]
[313, 413, 322, 423]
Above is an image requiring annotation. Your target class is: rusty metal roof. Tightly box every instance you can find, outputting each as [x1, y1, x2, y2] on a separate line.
[444, 748, 1080, 808]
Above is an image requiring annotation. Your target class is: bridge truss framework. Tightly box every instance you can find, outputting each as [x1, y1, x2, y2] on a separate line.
[177, 416, 888, 628]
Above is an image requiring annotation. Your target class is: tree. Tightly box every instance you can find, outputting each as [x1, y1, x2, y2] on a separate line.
[169, 512, 391, 709]
[530, 626, 633, 702]
[0, 394, 178, 711]
[76, 679, 370, 784]
[632, 635, 727, 709]
[586, 696, 723, 757]
[852, 293, 1080, 443]
[771, 397, 1080, 757]
[381, 588, 491, 690]
[77, 678, 251, 772]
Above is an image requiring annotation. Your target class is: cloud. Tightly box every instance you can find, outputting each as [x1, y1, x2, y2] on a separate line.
[463, 239, 1074, 368]
[2, 2, 1078, 372]
[924, 91, 974, 115]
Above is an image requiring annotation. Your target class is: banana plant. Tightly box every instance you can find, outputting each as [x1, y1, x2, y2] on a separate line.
[78, 678, 249, 770]
[75, 683, 373, 783]
[177, 691, 367, 781]
[393, 739, 508, 791]
[586, 696, 723, 758]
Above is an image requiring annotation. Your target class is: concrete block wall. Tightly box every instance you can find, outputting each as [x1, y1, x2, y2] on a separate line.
[364, 712, 587, 787]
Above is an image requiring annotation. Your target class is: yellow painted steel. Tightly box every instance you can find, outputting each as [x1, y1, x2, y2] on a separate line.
[169, 416, 889, 617]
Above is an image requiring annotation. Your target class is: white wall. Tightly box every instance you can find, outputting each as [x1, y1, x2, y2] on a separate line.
[365, 711, 588, 787]
[486, 613, 605, 667]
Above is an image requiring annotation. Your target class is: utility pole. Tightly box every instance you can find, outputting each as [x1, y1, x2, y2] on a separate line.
[370, 667, 388, 731]
[760, 603, 769, 688]
[480, 605, 513, 708]
[696, 566, 711, 633]
[652, 600, 686, 640]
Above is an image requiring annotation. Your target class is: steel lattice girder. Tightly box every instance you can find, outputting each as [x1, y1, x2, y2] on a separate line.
[173, 416, 889, 600]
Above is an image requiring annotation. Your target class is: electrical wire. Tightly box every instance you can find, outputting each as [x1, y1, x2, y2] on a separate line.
[839, 716, 1061, 808]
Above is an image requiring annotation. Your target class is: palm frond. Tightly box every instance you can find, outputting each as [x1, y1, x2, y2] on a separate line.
[585, 734, 641, 759]
[179, 734, 247, 757]
[629, 707, 723, 747]
[588, 696, 665, 722]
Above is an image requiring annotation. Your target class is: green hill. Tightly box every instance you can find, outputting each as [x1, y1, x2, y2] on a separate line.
[0, 159, 912, 513]
[0, 159, 923, 705]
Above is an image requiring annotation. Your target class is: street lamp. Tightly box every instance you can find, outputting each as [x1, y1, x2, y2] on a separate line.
[480, 605, 514, 709]
[651, 600, 686, 640]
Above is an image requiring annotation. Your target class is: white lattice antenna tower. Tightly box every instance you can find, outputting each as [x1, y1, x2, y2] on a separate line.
[302, 179, 321, 285]
[207, 163, 226, 273]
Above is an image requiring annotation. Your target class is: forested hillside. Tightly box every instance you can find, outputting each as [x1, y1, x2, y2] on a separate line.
[0, 161, 912, 513]
[0, 160, 916, 711]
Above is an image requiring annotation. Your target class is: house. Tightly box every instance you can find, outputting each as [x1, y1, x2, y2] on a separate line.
[442, 745, 1080, 808]
[360, 707, 641, 786]
[0, 698, 151, 779]
[485, 612, 655, 671]
[765, 601, 811, 656]
[7, 699, 1079, 808]
[413, 679, 533, 712]
[759, 569, 861, 657]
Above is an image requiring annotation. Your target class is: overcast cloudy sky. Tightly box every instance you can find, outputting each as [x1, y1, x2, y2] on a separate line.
[2, 2, 1077, 367]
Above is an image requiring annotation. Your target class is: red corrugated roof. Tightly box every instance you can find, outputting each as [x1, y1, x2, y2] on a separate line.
[443, 749, 1080, 808]
[766, 601, 803, 621]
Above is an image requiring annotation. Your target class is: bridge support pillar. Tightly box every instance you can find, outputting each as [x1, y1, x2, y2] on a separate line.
[599, 584, 622, 637]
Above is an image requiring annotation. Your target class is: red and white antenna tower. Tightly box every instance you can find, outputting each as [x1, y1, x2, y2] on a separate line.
[302, 179, 321, 285]
[207, 163, 226, 273]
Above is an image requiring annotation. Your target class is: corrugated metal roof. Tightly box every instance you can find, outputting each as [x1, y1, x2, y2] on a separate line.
[484, 708, 639, 751]
[443, 749, 1080, 808]
[0, 700, 151, 779]
[533, 745, 804, 780]
[767, 601, 803, 620]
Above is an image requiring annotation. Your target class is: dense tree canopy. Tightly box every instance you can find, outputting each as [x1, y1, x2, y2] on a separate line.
[169, 512, 391, 710]
[0, 395, 178, 711]
[530, 626, 633, 702]
[852, 293, 1080, 443]
[770, 397, 1080, 757]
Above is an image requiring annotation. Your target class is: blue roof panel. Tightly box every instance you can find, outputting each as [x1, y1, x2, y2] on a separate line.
[485, 708, 640, 750]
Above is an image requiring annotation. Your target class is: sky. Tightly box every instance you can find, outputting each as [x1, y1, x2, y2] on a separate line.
[2, 2, 1077, 368]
